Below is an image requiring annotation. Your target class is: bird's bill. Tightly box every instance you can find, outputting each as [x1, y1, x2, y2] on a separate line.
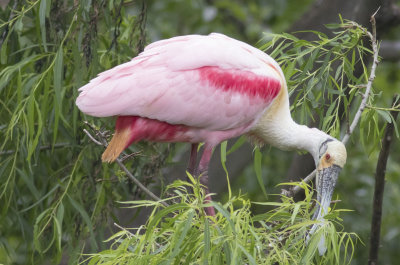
[307, 165, 342, 255]
[312, 164, 342, 221]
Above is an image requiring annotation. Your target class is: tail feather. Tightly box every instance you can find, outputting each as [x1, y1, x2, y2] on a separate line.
[102, 127, 132, 162]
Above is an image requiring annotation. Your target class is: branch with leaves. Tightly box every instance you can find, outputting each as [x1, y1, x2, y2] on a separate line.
[281, 11, 380, 197]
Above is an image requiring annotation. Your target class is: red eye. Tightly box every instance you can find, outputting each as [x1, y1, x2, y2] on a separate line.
[325, 154, 331, 160]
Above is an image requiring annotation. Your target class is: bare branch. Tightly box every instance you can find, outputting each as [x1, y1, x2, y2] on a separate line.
[83, 129, 103, 146]
[281, 171, 317, 197]
[115, 159, 168, 206]
[83, 126, 168, 207]
[342, 15, 379, 144]
[282, 11, 380, 197]
[368, 95, 399, 265]
[113, 222, 135, 237]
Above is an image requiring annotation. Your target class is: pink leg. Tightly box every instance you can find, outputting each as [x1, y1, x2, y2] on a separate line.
[187, 143, 198, 175]
[197, 144, 215, 216]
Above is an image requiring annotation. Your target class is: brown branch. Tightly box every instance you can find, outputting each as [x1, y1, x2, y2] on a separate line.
[136, 0, 147, 54]
[282, 11, 380, 197]
[108, 0, 124, 51]
[83, 126, 168, 207]
[129, 0, 147, 54]
[368, 95, 399, 265]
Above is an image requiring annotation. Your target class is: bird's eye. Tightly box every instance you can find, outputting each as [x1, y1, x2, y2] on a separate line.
[325, 153, 331, 160]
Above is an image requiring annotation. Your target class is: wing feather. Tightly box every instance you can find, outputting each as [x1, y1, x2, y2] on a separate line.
[76, 33, 284, 131]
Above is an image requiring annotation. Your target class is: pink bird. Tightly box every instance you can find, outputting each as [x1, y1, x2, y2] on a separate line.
[76, 33, 346, 222]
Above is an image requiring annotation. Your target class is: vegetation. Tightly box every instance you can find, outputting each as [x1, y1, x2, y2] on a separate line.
[84, 178, 357, 265]
[0, 1, 399, 264]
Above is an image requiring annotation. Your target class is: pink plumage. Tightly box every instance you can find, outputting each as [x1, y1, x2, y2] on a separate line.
[76, 33, 286, 215]
[77, 33, 348, 242]
[76, 33, 283, 148]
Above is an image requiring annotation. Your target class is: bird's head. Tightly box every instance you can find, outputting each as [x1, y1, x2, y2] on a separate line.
[312, 139, 347, 221]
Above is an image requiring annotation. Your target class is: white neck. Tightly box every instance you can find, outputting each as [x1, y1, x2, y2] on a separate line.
[251, 96, 330, 162]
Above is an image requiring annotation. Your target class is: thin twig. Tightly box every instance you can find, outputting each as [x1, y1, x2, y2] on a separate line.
[83, 129, 103, 146]
[115, 159, 167, 206]
[120, 151, 143, 162]
[137, 0, 147, 54]
[282, 11, 380, 197]
[368, 95, 399, 265]
[365, 104, 400, 112]
[129, 0, 147, 53]
[83, 126, 168, 207]
[281, 172, 316, 197]
[108, 0, 123, 51]
[342, 15, 379, 145]
[114, 222, 135, 237]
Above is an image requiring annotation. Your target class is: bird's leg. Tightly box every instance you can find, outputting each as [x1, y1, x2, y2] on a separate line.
[187, 143, 199, 176]
[197, 144, 215, 216]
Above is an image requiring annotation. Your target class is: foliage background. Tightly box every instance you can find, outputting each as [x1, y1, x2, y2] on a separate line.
[0, 0, 399, 264]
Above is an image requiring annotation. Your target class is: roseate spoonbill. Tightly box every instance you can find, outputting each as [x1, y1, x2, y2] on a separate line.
[76, 33, 346, 224]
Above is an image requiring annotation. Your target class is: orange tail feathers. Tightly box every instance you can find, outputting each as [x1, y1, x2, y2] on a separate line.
[102, 127, 132, 162]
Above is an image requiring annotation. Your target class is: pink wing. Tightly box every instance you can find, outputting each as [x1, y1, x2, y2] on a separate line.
[76, 33, 284, 131]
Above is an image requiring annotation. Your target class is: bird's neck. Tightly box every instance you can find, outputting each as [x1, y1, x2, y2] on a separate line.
[251, 92, 329, 162]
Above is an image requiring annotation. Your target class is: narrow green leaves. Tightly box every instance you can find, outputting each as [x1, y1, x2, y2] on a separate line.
[39, 0, 51, 52]
[220, 141, 232, 199]
[262, 19, 381, 142]
[203, 219, 210, 265]
[85, 180, 357, 265]
[53, 47, 63, 145]
[254, 148, 268, 198]
[67, 195, 98, 250]
[170, 210, 194, 259]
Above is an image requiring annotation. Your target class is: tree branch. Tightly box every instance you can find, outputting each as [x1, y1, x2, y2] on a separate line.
[342, 13, 379, 144]
[368, 95, 399, 265]
[282, 11, 380, 197]
[83, 126, 168, 207]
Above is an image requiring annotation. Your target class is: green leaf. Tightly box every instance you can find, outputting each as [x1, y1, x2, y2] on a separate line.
[203, 219, 210, 265]
[254, 148, 268, 198]
[26, 94, 35, 160]
[376, 109, 391, 123]
[146, 203, 189, 238]
[0, 29, 10, 64]
[67, 195, 98, 250]
[211, 202, 236, 234]
[33, 208, 52, 252]
[237, 243, 256, 265]
[56, 202, 64, 250]
[226, 136, 246, 155]
[39, 0, 50, 52]
[291, 204, 301, 225]
[53, 47, 63, 145]
[27, 100, 43, 160]
[220, 141, 231, 199]
[170, 210, 194, 259]
[16, 168, 40, 200]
